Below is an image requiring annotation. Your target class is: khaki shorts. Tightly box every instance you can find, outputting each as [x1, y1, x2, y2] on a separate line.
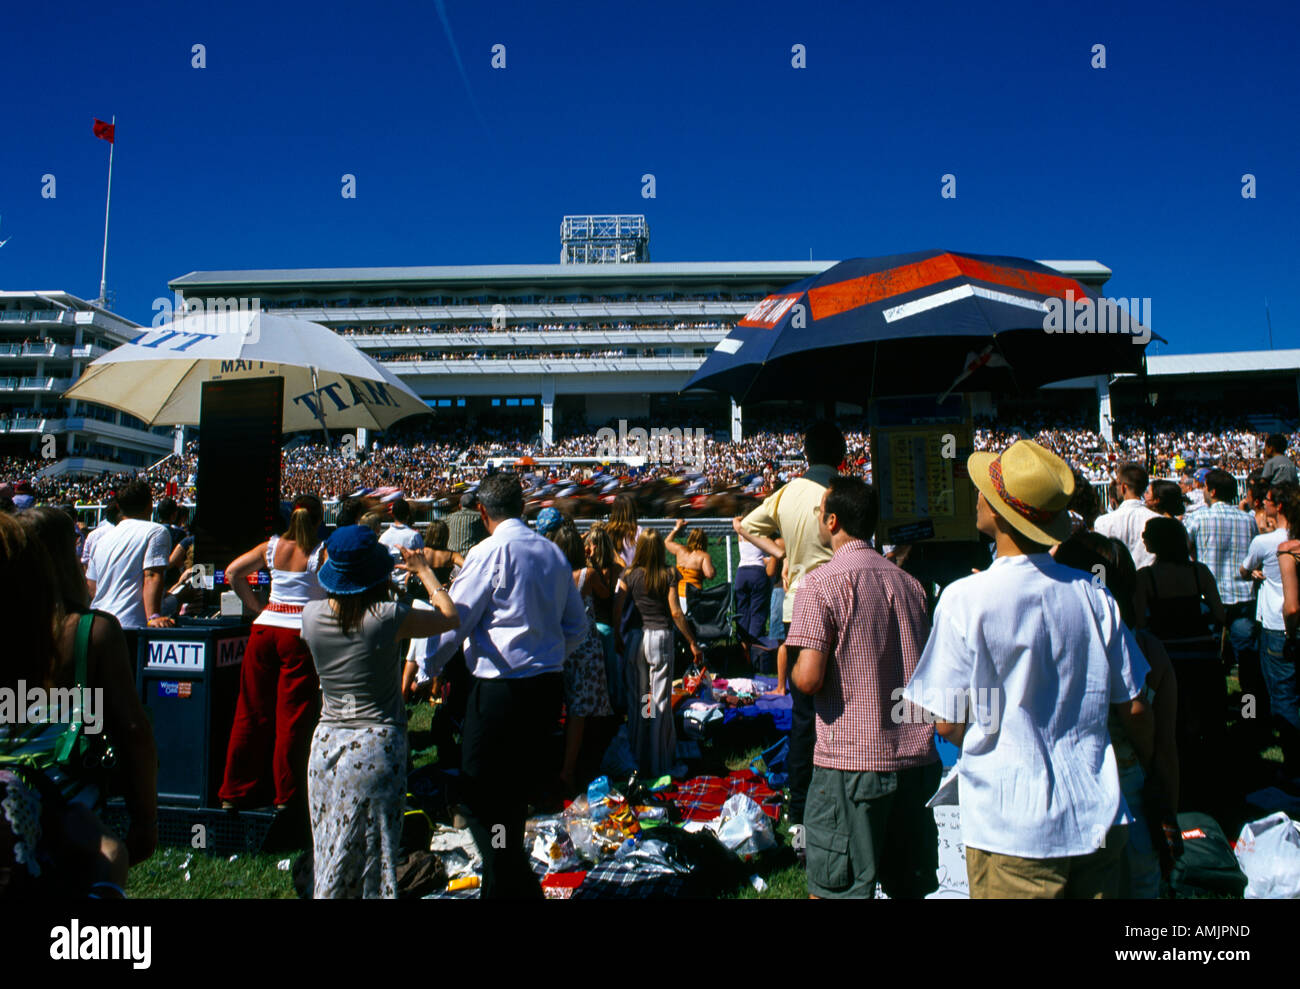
[804, 762, 941, 899]
[966, 826, 1128, 899]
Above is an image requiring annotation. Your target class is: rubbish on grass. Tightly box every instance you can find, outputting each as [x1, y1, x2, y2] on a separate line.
[277, 858, 292, 871]
[715, 794, 778, 859]
[531, 823, 580, 874]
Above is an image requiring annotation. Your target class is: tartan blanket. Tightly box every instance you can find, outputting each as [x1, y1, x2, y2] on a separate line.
[666, 770, 783, 823]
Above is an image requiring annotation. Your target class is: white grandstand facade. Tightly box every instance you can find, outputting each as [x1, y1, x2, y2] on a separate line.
[169, 255, 1117, 446]
[0, 291, 173, 473]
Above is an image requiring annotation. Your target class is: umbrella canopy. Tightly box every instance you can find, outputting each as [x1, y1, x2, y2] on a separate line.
[64, 310, 429, 430]
[685, 250, 1156, 404]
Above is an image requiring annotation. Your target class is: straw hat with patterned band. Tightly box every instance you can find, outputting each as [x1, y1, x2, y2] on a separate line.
[968, 439, 1076, 546]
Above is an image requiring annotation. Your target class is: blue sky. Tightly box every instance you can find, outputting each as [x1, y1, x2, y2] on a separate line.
[2, 0, 1297, 355]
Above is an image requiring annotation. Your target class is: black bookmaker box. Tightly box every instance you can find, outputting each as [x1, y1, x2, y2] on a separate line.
[133, 620, 252, 807]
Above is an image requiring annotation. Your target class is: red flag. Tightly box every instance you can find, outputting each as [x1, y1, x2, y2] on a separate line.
[93, 118, 115, 144]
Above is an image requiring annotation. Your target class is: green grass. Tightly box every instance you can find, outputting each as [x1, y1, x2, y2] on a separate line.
[128, 846, 295, 899]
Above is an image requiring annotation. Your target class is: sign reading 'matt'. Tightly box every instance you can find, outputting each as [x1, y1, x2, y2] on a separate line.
[145, 640, 205, 672]
[291, 377, 399, 417]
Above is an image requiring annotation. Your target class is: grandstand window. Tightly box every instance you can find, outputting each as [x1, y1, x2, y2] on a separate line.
[491, 399, 501, 407]
[521, 398, 535, 406]
[456, 398, 465, 407]
[437, 399, 451, 407]
[506, 399, 520, 407]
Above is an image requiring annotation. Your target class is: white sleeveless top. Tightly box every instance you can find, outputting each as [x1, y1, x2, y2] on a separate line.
[253, 535, 327, 630]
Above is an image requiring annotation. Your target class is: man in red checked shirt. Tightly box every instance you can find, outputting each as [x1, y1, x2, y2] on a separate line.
[787, 475, 939, 899]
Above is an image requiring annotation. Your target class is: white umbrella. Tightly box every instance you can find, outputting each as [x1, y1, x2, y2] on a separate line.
[64, 310, 429, 431]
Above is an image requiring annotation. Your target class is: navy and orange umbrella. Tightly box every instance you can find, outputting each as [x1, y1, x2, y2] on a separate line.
[684, 249, 1157, 404]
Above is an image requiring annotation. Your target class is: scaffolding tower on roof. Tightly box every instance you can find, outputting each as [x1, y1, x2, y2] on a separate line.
[560, 214, 650, 264]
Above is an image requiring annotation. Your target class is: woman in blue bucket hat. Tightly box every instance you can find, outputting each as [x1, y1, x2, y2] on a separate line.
[299, 525, 459, 898]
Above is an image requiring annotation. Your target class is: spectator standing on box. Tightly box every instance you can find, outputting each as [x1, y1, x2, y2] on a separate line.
[409, 473, 587, 898]
[740, 421, 843, 843]
[787, 477, 939, 899]
[1093, 463, 1161, 568]
[905, 439, 1152, 899]
[1260, 433, 1299, 487]
[219, 495, 328, 812]
[85, 481, 173, 631]
[445, 490, 487, 556]
[301, 526, 458, 898]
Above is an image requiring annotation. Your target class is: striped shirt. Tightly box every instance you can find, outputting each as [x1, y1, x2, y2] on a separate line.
[1184, 502, 1258, 606]
[785, 539, 936, 773]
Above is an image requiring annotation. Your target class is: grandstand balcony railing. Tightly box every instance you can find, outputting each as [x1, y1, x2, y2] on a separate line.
[18, 376, 71, 392]
[71, 344, 108, 359]
[383, 356, 705, 375]
[0, 376, 17, 390]
[347, 328, 729, 349]
[0, 310, 67, 325]
[269, 301, 753, 324]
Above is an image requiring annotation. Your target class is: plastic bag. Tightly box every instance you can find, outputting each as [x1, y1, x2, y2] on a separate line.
[1235, 812, 1300, 899]
[714, 794, 778, 859]
[568, 820, 619, 863]
[531, 823, 580, 874]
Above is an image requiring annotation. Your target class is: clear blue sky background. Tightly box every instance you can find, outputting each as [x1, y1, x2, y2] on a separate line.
[2, 0, 1297, 355]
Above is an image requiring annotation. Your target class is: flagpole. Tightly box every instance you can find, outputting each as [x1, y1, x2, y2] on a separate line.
[98, 114, 115, 307]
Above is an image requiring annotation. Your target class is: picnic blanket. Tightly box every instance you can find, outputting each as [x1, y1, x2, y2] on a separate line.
[715, 676, 792, 733]
[665, 770, 783, 823]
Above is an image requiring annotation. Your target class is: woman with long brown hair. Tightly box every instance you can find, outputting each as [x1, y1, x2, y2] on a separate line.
[614, 530, 703, 778]
[0, 512, 146, 898]
[585, 522, 625, 713]
[606, 493, 643, 569]
[219, 495, 328, 811]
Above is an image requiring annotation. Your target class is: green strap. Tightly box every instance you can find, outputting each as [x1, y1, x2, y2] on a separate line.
[52, 613, 95, 764]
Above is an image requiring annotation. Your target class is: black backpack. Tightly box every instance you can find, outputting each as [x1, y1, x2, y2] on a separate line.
[1169, 812, 1247, 898]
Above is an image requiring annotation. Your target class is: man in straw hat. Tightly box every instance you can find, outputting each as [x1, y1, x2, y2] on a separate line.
[903, 439, 1154, 898]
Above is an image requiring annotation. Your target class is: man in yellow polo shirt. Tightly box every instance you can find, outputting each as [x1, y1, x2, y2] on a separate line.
[741, 420, 844, 842]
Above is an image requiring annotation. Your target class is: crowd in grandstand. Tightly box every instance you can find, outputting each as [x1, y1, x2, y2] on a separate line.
[3, 413, 1298, 515]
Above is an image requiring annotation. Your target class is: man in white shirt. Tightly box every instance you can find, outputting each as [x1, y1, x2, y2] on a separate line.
[81, 498, 121, 572]
[1242, 481, 1299, 775]
[86, 481, 174, 630]
[377, 497, 423, 579]
[904, 439, 1152, 898]
[408, 472, 586, 898]
[1094, 462, 1161, 568]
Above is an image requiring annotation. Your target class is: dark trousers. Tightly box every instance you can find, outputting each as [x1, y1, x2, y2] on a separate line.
[1221, 605, 1269, 746]
[733, 566, 771, 639]
[460, 672, 562, 899]
[782, 622, 815, 826]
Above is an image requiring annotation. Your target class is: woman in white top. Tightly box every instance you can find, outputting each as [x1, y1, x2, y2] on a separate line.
[219, 496, 328, 811]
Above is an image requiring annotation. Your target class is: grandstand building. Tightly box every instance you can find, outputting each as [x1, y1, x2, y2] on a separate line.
[0, 291, 173, 473]
[168, 255, 1116, 445]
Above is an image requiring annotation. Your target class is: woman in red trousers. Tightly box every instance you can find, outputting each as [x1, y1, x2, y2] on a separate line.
[219, 496, 328, 811]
